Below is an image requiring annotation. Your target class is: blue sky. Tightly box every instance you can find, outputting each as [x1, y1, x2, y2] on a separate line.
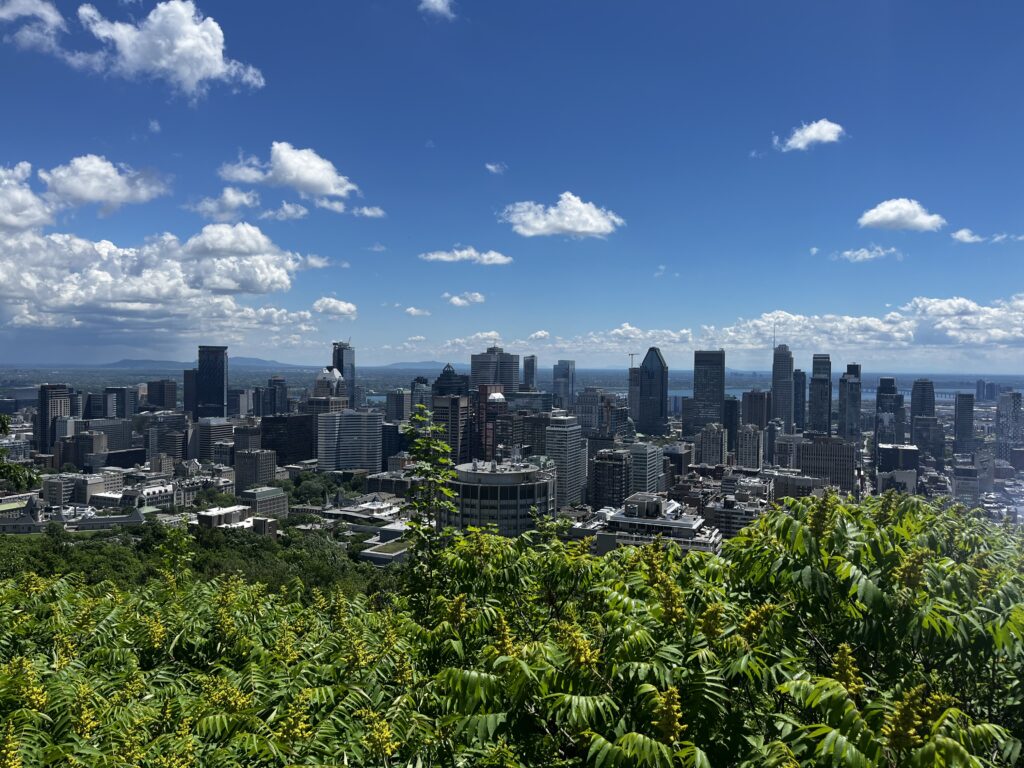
[1, 0, 1022, 372]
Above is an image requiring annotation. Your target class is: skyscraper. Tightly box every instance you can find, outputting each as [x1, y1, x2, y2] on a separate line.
[837, 364, 862, 440]
[954, 393, 975, 455]
[634, 347, 670, 436]
[432, 363, 471, 396]
[471, 346, 520, 392]
[695, 423, 727, 465]
[523, 355, 537, 392]
[771, 345, 794, 433]
[910, 379, 936, 422]
[793, 369, 807, 432]
[235, 449, 278, 492]
[183, 368, 197, 420]
[741, 389, 771, 429]
[996, 391, 1023, 460]
[629, 441, 663, 494]
[874, 377, 907, 453]
[693, 349, 725, 428]
[35, 383, 70, 453]
[196, 346, 228, 419]
[808, 354, 831, 435]
[147, 380, 177, 410]
[432, 394, 472, 465]
[552, 359, 576, 410]
[332, 341, 356, 406]
[736, 424, 763, 470]
[546, 413, 587, 508]
[723, 396, 740, 453]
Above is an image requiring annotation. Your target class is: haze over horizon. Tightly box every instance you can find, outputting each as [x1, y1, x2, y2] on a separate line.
[1, 1, 1022, 371]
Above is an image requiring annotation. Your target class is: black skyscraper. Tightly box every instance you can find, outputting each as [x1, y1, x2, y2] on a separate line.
[693, 349, 725, 428]
[196, 346, 228, 419]
[332, 341, 356, 405]
[634, 347, 670, 436]
[910, 379, 936, 421]
[793, 369, 807, 432]
[808, 354, 832, 435]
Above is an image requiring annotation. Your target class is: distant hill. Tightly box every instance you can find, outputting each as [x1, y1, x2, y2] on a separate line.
[370, 361, 468, 371]
[99, 357, 316, 370]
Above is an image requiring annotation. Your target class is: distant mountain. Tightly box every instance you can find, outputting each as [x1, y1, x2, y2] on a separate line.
[370, 361, 468, 371]
[99, 357, 316, 370]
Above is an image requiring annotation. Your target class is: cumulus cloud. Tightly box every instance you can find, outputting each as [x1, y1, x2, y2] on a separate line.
[39, 154, 168, 208]
[0, 0, 63, 28]
[528, 330, 549, 340]
[148, 118, 161, 134]
[69, 1, 264, 97]
[834, 245, 902, 263]
[443, 330, 502, 350]
[419, 0, 454, 18]
[773, 118, 845, 152]
[501, 191, 624, 238]
[858, 198, 946, 231]
[368, 242, 386, 253]
[0, 162, 53, 231]
[445, 291, 485, 307]
[352, 205, 385, 218]
[485, 162, 507, 175]
[188, 186, 259, 222]
[219, 142, 357, 203]
[312, 296, 357, 319]
[407, 335, 426, 342]
[405, 306, 431, 316]
[951, 228, 985, 244]
[260, 201, 308, 221]
[418, 246, 512, 265]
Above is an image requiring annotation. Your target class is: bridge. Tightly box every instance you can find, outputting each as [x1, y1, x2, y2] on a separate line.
[860, 387, 960, 401]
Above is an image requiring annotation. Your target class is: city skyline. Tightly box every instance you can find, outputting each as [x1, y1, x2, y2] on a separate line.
[2, 2, 1024, 371]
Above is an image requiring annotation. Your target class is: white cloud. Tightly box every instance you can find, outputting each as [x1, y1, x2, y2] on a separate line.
[446, 291, 485, 307]
[653, 265, 666, 278]
[405, 306, 431, 316]
[312, 296, 357, 319]
[501, 191, 624, 238]
[419, 0, 454, 19]
[443, 330, 502, 350]
[407, 335, 426, 342]
[260, 201, 308, 221]
[148, 118, 161, 134]
[39, 154, 168, 207]
[858, 198, 946, 231]
[74, 1, 264, 97]
[220, 142, 357, 203]
[809, 247, 819, 255]
[0, 0, 63, 29]
[368, 242, 386, 252]
[951, 227, 985, 244]
[0, 162, 52, 231]
[528, 330, 549, 340]
[189, 186, 259, 222]
[834, 245, 902, 263]
[352, 205, 385, 218]
[485, 162, 507, 175]
[992, 233, 1008, 243]
[773, 118, 845, 152]
[419, 246, 512, 265]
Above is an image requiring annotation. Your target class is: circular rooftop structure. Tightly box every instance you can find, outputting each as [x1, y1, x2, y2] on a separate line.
[487, 392, 506, 403]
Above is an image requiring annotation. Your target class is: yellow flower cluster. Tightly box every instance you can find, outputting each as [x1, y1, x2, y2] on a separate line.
[276, 689, 315, 741]
[699, 603, 725, 641]
[357, 708, 398, 761]
[73, 683, 99, 740]
[3, 657, 47, 711]
[654, 686, 687, 745]
[831, 643, 865, 697]
[882, 684, 926, 750]
[739, 602, 777, 644]
[199, 675, 252, 713]
[0, 722, 22, 768]
[554, 622, 599, 667]
[141, 614, 167, 649]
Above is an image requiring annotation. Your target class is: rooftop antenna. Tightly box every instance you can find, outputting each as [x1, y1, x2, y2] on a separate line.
[772, 320, 777, 350]
[628, 352, 638, 367]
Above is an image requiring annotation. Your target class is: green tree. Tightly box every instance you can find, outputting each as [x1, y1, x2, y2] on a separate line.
[0, 414, 36, 493]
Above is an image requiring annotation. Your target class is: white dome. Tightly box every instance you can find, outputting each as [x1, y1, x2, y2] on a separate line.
[487, 392, 506, 403]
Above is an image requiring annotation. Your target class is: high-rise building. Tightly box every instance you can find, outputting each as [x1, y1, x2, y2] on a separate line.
[235, 449, 278, 492]
[629, 442, 663, 495]
[736, 424, 763, 470]
[332, 341, 356, 406]
[471, 346, 520, 392]
[552, 360, 576, 410]
[147, 380, 177, 410]
[268, 376, 289, 415]
[261, 413, 315, 465]
[628, 366, 641, 423]
[799, 435, 857, 493]
[976, 379, 987, 402]
[808, 354, 831, 435]
[837, 364, 862, 440]
[741, 389, 772, 429]
[693, 350, 725, 427]
[546, 414, 587, 508]
[910, 379, 936, 422]
[233, 424, 262, 451]
[432, 395, 472, 465]
[996, 391, 1023, 460]
[196, 418, 233, 462]
[444, 460, 556, 537]
[523, 355, 537, 392]
[793, 369, 807, 432]
[695, 423, 727, 466]
[771, 345, 795, 433]
[874, 377, 907, 454]
[196, 346, 228, 419]
[183, 368, 197, 419]
[723, 396, 740, 453]
[103, 387, 138, 419]
[911, 416, 945, 463]
[35, 384, 71, 454]
[385, 388, 412, 423]
[317, 410, 383, 472]
[432, 363, 471, 396]
[634, 347, 670, 436]
[588, 448, 631, 509]
[954, 393, 975, 455]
